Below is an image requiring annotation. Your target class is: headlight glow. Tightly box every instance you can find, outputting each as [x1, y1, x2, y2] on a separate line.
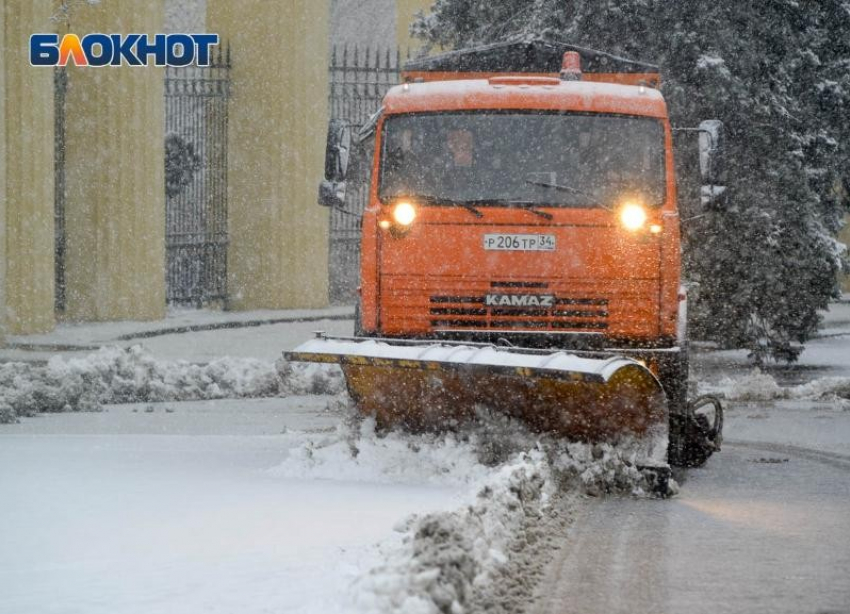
[393, 202, 417, 227]
[620, 203, 647, 231]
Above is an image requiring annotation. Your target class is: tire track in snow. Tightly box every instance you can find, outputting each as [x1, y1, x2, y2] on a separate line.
[528, 445, 850, 614]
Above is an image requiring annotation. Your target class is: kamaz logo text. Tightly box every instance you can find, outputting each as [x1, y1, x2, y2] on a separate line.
[29, 33, 220, 67]
[485, 294, 555, 308]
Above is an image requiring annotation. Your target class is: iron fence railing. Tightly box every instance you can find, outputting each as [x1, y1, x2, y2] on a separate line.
[54, 67, 67, 313]
[164, 47, 231, 306]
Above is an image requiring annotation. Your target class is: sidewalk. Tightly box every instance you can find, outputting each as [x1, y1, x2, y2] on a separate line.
[1, 306, 355, 364]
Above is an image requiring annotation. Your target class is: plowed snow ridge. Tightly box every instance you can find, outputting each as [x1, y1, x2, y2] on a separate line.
[0, 346, 345, 422]
[701, 368, 850, 402]
[273, 416, 672, 613]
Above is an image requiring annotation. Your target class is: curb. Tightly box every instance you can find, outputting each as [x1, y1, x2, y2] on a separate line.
[113, 311, 355, 341]
[5, 310, 356, 353]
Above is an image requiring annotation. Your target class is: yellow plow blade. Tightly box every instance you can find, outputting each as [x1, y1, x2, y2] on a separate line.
[285, 337, 667, 442]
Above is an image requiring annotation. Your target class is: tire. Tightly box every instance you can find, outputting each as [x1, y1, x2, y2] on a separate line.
[670, 407, 721, 468]
[658, 349, 690, 467]
[659, 349, 722, 468]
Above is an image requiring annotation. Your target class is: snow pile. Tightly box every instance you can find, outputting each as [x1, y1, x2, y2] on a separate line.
[0, 346, 345, 422]
[712, 369, 786, 401]
[460, 409, 670, 497]
[274, 409, 670, 496]
[351, 451, 553, 614]
[549, 437, 673, 498]
[792, 377, 850, 403]
[272, 417, 492, 487]
[702, 368, 850, 403]
[273, 412, 672, 613]
[0, 403, 15, 425]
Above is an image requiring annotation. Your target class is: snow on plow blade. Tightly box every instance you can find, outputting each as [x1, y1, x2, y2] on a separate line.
[285, 337, 667, 441]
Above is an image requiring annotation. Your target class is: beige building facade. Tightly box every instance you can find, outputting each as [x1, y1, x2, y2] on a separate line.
[2, 0, 56, 336]
[1, 1, 355, 337]
[208, 0, 331, 310]
[60, 2, 167, 322]
[396, 0, 432, 50]
[330, 0, 432, 51]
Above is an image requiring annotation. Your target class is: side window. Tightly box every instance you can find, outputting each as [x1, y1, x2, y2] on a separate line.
[357, 129, 377, 187]
[353, 114, 380, 189]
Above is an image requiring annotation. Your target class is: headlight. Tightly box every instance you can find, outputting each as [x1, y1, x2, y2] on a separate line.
[619, 203, 647, 231]
[393, 202, 417, 226]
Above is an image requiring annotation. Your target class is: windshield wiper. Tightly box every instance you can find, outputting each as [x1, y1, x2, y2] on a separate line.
[383, 194, 556, 220]
[453, 201, 485, 218]
[518, 204, 554, 221]
[386, 193, 484, 218]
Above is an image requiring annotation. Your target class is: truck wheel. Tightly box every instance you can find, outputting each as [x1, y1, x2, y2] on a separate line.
[660, 350, 723, 468]
[660, 349, 711, 468]
[658, 350, 691, 467]
[669, 414, 710, 468]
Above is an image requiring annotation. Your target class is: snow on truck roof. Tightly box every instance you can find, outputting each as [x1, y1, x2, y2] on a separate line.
[404, 39, 659, 75]
[382, 78, 668, 119]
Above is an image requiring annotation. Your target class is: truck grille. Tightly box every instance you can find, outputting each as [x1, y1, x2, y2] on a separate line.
[429, 282, 609, 331]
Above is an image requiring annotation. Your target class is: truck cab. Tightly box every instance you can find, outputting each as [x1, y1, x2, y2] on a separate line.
[349, 42, 681, 353]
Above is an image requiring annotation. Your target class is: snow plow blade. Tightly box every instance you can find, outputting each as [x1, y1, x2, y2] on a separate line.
[285, 336, 667, 442]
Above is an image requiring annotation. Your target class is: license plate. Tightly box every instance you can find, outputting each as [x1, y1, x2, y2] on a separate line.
[483, 233, 556, 252]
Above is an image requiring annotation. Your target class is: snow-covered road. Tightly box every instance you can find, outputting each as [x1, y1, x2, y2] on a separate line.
[0, 399, 473, 614]
[530, 308, 850, 614]
[7, 394, 848, 614]
[531, 440, 850, 614]
[2, 301, 848, 614]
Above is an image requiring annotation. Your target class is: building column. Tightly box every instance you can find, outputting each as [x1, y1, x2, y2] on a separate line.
[396, 0, 433, 52]
[2, 0, 56, 335]
[62, 2, 166, 322]
[208, 0, 330, 310]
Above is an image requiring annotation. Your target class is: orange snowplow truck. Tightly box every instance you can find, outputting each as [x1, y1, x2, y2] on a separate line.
[293, 40, 725, 468]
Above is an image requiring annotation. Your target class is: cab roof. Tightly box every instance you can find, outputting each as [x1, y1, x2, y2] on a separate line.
[403, 39, 659, 76]
[382, 78, 668, 119]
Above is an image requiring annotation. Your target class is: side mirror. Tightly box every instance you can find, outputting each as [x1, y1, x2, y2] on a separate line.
[318, 120, 351, 208]
[324, 119, 351, 183]
[698, 119, 727, 208]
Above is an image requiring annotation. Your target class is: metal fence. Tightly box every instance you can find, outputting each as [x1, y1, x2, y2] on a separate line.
[164, 48, 231, 306]
[54, 68, 67, 313]
[328, 45, 405, 304]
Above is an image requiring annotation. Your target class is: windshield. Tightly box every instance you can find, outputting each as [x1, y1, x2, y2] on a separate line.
[379, 112, 666, 208]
